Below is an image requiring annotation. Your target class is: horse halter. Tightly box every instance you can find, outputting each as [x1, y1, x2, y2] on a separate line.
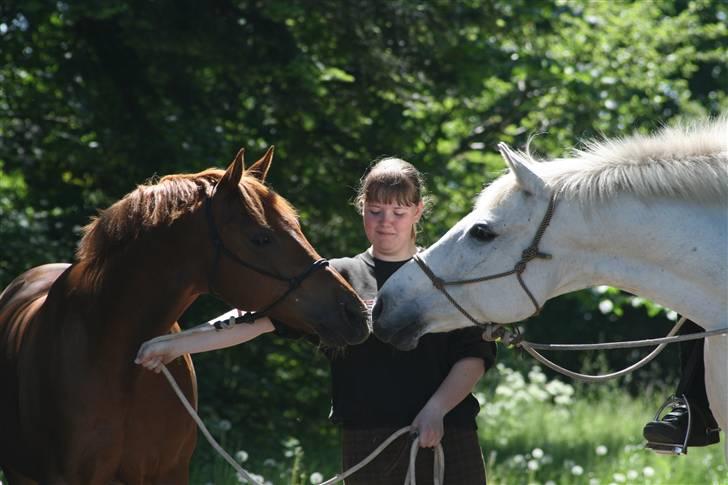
[412, 195, 557, 327]
[204, 191, 329, 328]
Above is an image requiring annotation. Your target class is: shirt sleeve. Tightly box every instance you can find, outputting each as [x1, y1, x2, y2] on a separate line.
[446, 326, 497, 370]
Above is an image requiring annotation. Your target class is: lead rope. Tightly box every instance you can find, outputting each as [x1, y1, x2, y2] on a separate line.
[160, 365, 263, 484]
[484, 316, 728, 383]
[319, 426, 444, 485]
[162, 366, 444, 485]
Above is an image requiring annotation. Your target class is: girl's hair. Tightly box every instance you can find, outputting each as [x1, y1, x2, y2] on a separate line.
[354, 157, 431, 240]
[354, 157, 429, 213]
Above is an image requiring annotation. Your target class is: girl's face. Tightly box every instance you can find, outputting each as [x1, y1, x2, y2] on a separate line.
[363, 199, 423, 261]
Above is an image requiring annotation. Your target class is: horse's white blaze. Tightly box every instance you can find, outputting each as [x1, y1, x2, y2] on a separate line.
[374, 118, 728, 458]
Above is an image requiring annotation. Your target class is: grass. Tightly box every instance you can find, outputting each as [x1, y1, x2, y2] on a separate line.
[477, 365, 726, 485]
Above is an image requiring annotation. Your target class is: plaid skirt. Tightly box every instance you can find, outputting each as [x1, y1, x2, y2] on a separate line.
[341, 427, 487, 485]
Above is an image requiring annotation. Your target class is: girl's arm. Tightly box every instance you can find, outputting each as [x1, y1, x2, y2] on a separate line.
[411, 357, 485, 447]
[135, 311, 275, 373]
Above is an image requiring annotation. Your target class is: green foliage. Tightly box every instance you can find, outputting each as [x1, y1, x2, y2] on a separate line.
[478, 364, 726, 485]
[1, 1, 726, 480]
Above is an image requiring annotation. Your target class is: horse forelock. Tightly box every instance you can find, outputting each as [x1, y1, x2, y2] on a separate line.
[481, 117, 728, 209]
[239, 176, 299, 230]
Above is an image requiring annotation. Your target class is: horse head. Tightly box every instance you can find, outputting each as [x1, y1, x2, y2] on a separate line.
[207, 148, 370, 346]
[373, 145, 560, 350]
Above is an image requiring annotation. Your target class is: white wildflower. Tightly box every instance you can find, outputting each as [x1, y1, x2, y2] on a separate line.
[528, 366, 547, 384]
[571, 465, 584, 476]
[598, 299, 614, 314]
[643, 466, 655, 477]
[528, 459, 539, 471]
[531, 448, 544, 459]
[310, 472, 324, 484]
[595, 445, 608, 456]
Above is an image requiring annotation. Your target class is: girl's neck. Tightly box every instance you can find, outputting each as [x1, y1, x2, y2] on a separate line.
[369, 243, 417, 262]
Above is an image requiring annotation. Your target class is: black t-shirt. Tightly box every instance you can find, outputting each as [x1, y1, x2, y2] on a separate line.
[325, 250, 497, 429]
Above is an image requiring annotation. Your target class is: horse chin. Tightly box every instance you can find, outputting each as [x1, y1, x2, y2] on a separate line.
[314, 324, 351, 349]
[381, 322, 425, 351]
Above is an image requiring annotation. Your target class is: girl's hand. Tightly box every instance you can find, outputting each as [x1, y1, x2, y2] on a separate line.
[411, 403, 445, 448]
[135, 336, 181, 373]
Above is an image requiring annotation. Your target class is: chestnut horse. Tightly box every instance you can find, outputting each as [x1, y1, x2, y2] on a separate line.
[0, 148, 369, 484]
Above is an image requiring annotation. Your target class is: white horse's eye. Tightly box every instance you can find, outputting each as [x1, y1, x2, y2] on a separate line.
[469, 223, 498, 242]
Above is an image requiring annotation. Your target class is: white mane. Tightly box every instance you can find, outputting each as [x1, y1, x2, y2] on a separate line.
[487, 117, 728, 206]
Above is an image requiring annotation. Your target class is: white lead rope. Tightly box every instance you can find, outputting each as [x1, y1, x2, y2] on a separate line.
[319, 426, 444, 485]
[160, 365, 263, 484]
[489, 317, 728, 383]
[162, 366, 444, 485]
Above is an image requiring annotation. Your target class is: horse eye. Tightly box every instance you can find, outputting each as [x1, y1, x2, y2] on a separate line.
[469, 223, 497, 242]
[251, 231, 272, 247]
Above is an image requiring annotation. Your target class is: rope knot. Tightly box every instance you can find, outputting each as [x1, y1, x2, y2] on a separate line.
[501, 330, 524, 347]
[521, 246, 539, 261]
[481, 325, 506, 342]
[235, 312, 256, 325]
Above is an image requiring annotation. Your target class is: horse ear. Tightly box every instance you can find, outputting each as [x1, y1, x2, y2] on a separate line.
[497, 142, 545, 195]
[220, 148, 246, 189]
[246, 146, 274, 182]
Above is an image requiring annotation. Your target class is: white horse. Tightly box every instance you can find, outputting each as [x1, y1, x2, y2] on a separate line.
[372, 118, 728, 458]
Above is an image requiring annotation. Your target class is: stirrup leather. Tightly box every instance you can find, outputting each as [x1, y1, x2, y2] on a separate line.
[645, 394, 691, 455]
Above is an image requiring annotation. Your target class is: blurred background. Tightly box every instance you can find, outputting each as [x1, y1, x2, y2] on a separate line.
[1, 1, 726, 483]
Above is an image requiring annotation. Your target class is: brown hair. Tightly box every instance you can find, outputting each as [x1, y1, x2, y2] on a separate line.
[354, 157, 430, 239]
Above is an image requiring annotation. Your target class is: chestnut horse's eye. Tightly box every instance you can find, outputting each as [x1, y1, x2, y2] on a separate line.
[469, 223, 497, 242]
[251, 231, 273, 247]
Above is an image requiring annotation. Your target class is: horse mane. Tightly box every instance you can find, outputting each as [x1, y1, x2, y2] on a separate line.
[76, 169, 221, 265]
[76, 169, 296, 269]
[495, 117, 728, 206]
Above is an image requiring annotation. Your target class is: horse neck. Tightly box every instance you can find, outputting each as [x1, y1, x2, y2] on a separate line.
[69, 210, 208, 349]
[549, 195, 727, 329]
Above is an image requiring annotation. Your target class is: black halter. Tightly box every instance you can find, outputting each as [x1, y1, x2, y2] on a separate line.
[204, 190, 329, 328]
